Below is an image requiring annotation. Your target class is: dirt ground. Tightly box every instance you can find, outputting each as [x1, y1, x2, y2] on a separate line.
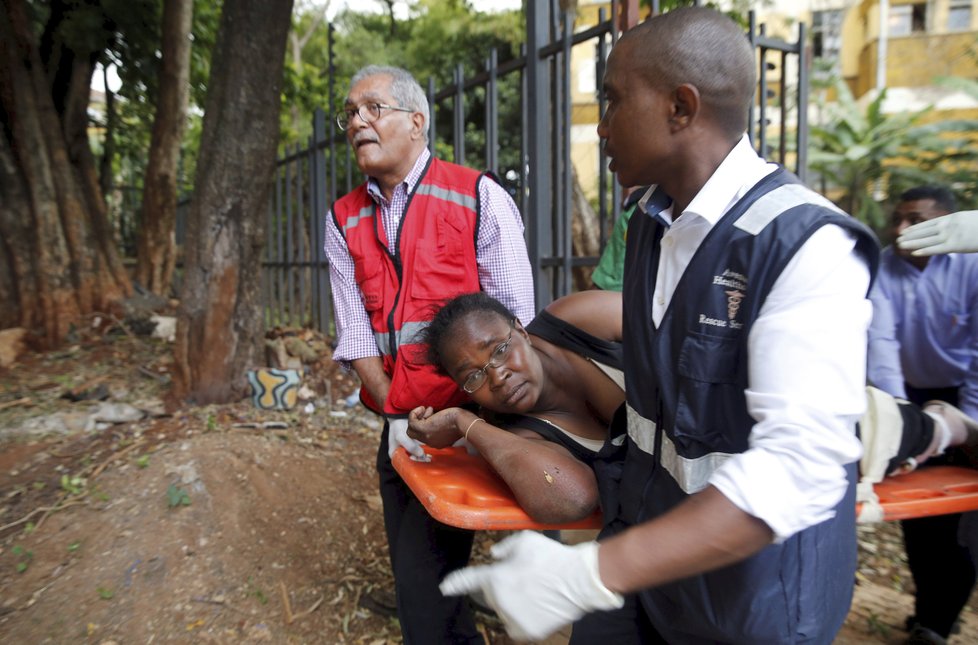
[0, 328, 975, 644]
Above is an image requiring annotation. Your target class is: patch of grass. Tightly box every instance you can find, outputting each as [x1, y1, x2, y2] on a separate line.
[866, 610, 890, 638]
[53, 374, 74, 387]
[135, 454, 151, 469]
[247, 577, 268, 604]
[60, 474, 86, 496]
[166, 484, 191, 508]
[12, 545, 33, 573]
[96, 586, 114, 600]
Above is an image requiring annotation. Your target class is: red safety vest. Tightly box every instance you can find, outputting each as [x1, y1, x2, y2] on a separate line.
[332, 156, 484, 416]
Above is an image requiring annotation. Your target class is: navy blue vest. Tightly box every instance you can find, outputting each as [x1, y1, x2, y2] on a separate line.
[618, 168, 879, 644]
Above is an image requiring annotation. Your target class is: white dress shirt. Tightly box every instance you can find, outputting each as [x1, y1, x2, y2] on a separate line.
[644, 135, 871, 540]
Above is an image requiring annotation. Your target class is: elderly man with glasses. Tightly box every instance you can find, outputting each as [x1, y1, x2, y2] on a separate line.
[323, 65, 534, 645]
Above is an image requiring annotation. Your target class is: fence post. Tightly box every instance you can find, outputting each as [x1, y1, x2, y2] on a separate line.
[311, 108, 330, 333]
[560, 10, 573, 296]
[328, 23, 337, 205]
[485, 49, 499, 174]
[526, 0, 554, 308]
[796, 22, 809, 183]
[453, 63, 466, 164]
[619, 0, 639, 31]
[427, 77, 437, 155]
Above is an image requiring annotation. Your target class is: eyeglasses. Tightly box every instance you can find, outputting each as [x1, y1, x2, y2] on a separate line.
[462, 320, 516, 394]
[336, 102, 414, 131]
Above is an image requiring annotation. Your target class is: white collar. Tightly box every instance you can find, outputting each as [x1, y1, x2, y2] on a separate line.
[682, 134, 776, 226]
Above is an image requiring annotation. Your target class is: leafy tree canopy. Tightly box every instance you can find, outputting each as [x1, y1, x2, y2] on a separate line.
[809, 76, 978, 234]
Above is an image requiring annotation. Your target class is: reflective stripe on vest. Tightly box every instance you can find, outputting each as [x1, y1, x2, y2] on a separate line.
[626, 403, 735, 495]
[342, 206, 374, 236]
[734, 183, 843, 235]
[414, 183, 478, 212]
[373, 320, 430, 356]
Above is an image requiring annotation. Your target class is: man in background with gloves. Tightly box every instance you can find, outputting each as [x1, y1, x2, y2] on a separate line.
[898, 209, 978, 256]
[441, 8, 879, 644]
[869, 186, 978, 644]
[324, 64, 533, 644]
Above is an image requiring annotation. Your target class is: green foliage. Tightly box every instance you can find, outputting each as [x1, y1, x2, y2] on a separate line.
[97, 586, 115, 600]
[60, 474, 86, 496]
[166, 484, 192, 508]
[809, 77, 978, 234]
[101, 0, 220, 219]
[11, 545, 33, 574]
[247, 577, 268, 604]
[278, 0, 528, 192]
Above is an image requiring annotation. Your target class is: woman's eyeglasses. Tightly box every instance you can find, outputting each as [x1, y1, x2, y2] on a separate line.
[462, 320, 516, 394]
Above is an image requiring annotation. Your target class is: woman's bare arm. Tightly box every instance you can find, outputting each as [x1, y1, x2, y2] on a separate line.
[408, 406, 599, 523]
[544, 290, 622, 342]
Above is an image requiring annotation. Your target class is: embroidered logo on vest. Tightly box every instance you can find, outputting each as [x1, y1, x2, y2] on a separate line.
[699, 269, 748, 330]
[725, 289, 744, 328]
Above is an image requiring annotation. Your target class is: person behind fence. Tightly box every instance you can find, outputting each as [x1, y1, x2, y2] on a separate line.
[323, 64, 534, 644]
[436, 8, 881, 643]
[591, 185, 648, 291]
[867, 185, 978, 644]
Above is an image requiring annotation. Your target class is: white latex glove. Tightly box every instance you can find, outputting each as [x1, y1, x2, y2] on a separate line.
[897, 211, 978, 256]
[387, 418, 428, 461]
[439, 531, 624, 641]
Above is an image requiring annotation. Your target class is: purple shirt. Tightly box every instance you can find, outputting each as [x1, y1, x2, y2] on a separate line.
[867, 247, 978, 418]
[324, 148, 535, 367]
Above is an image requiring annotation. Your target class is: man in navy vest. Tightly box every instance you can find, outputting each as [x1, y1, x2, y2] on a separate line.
[440, 8, 879, 643]
[324, 65, 534, 644]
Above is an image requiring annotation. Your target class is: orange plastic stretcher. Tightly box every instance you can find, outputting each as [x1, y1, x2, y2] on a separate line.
[393, 447, 978, 530]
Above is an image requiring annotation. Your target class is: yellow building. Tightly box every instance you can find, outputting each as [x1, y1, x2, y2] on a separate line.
[568, 0, 978, 199]
[568, 1, 645, 202]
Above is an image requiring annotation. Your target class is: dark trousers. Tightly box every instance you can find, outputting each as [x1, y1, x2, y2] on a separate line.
[377, 423, 483, 645]
[901, 384, 976, 638]
[569, 591, 666, 645]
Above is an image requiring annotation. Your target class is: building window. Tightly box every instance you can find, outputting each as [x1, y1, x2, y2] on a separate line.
[812, 9, 844, 59]
[889, 3, 927, 36]
[948, 0, 972, 31]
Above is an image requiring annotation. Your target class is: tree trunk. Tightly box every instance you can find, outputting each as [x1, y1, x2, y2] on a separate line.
[171, 0, 295, 405]
[0, 0, 131, 347]
[134, 0, 194, 296]
[570, 165, 601, 291]
[0, 139, 40, 331]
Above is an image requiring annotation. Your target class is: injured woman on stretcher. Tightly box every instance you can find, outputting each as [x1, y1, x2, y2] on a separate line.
[406, 290, 978, 524]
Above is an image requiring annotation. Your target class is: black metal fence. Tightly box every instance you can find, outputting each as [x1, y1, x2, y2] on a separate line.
[251, 2, 812, 333]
